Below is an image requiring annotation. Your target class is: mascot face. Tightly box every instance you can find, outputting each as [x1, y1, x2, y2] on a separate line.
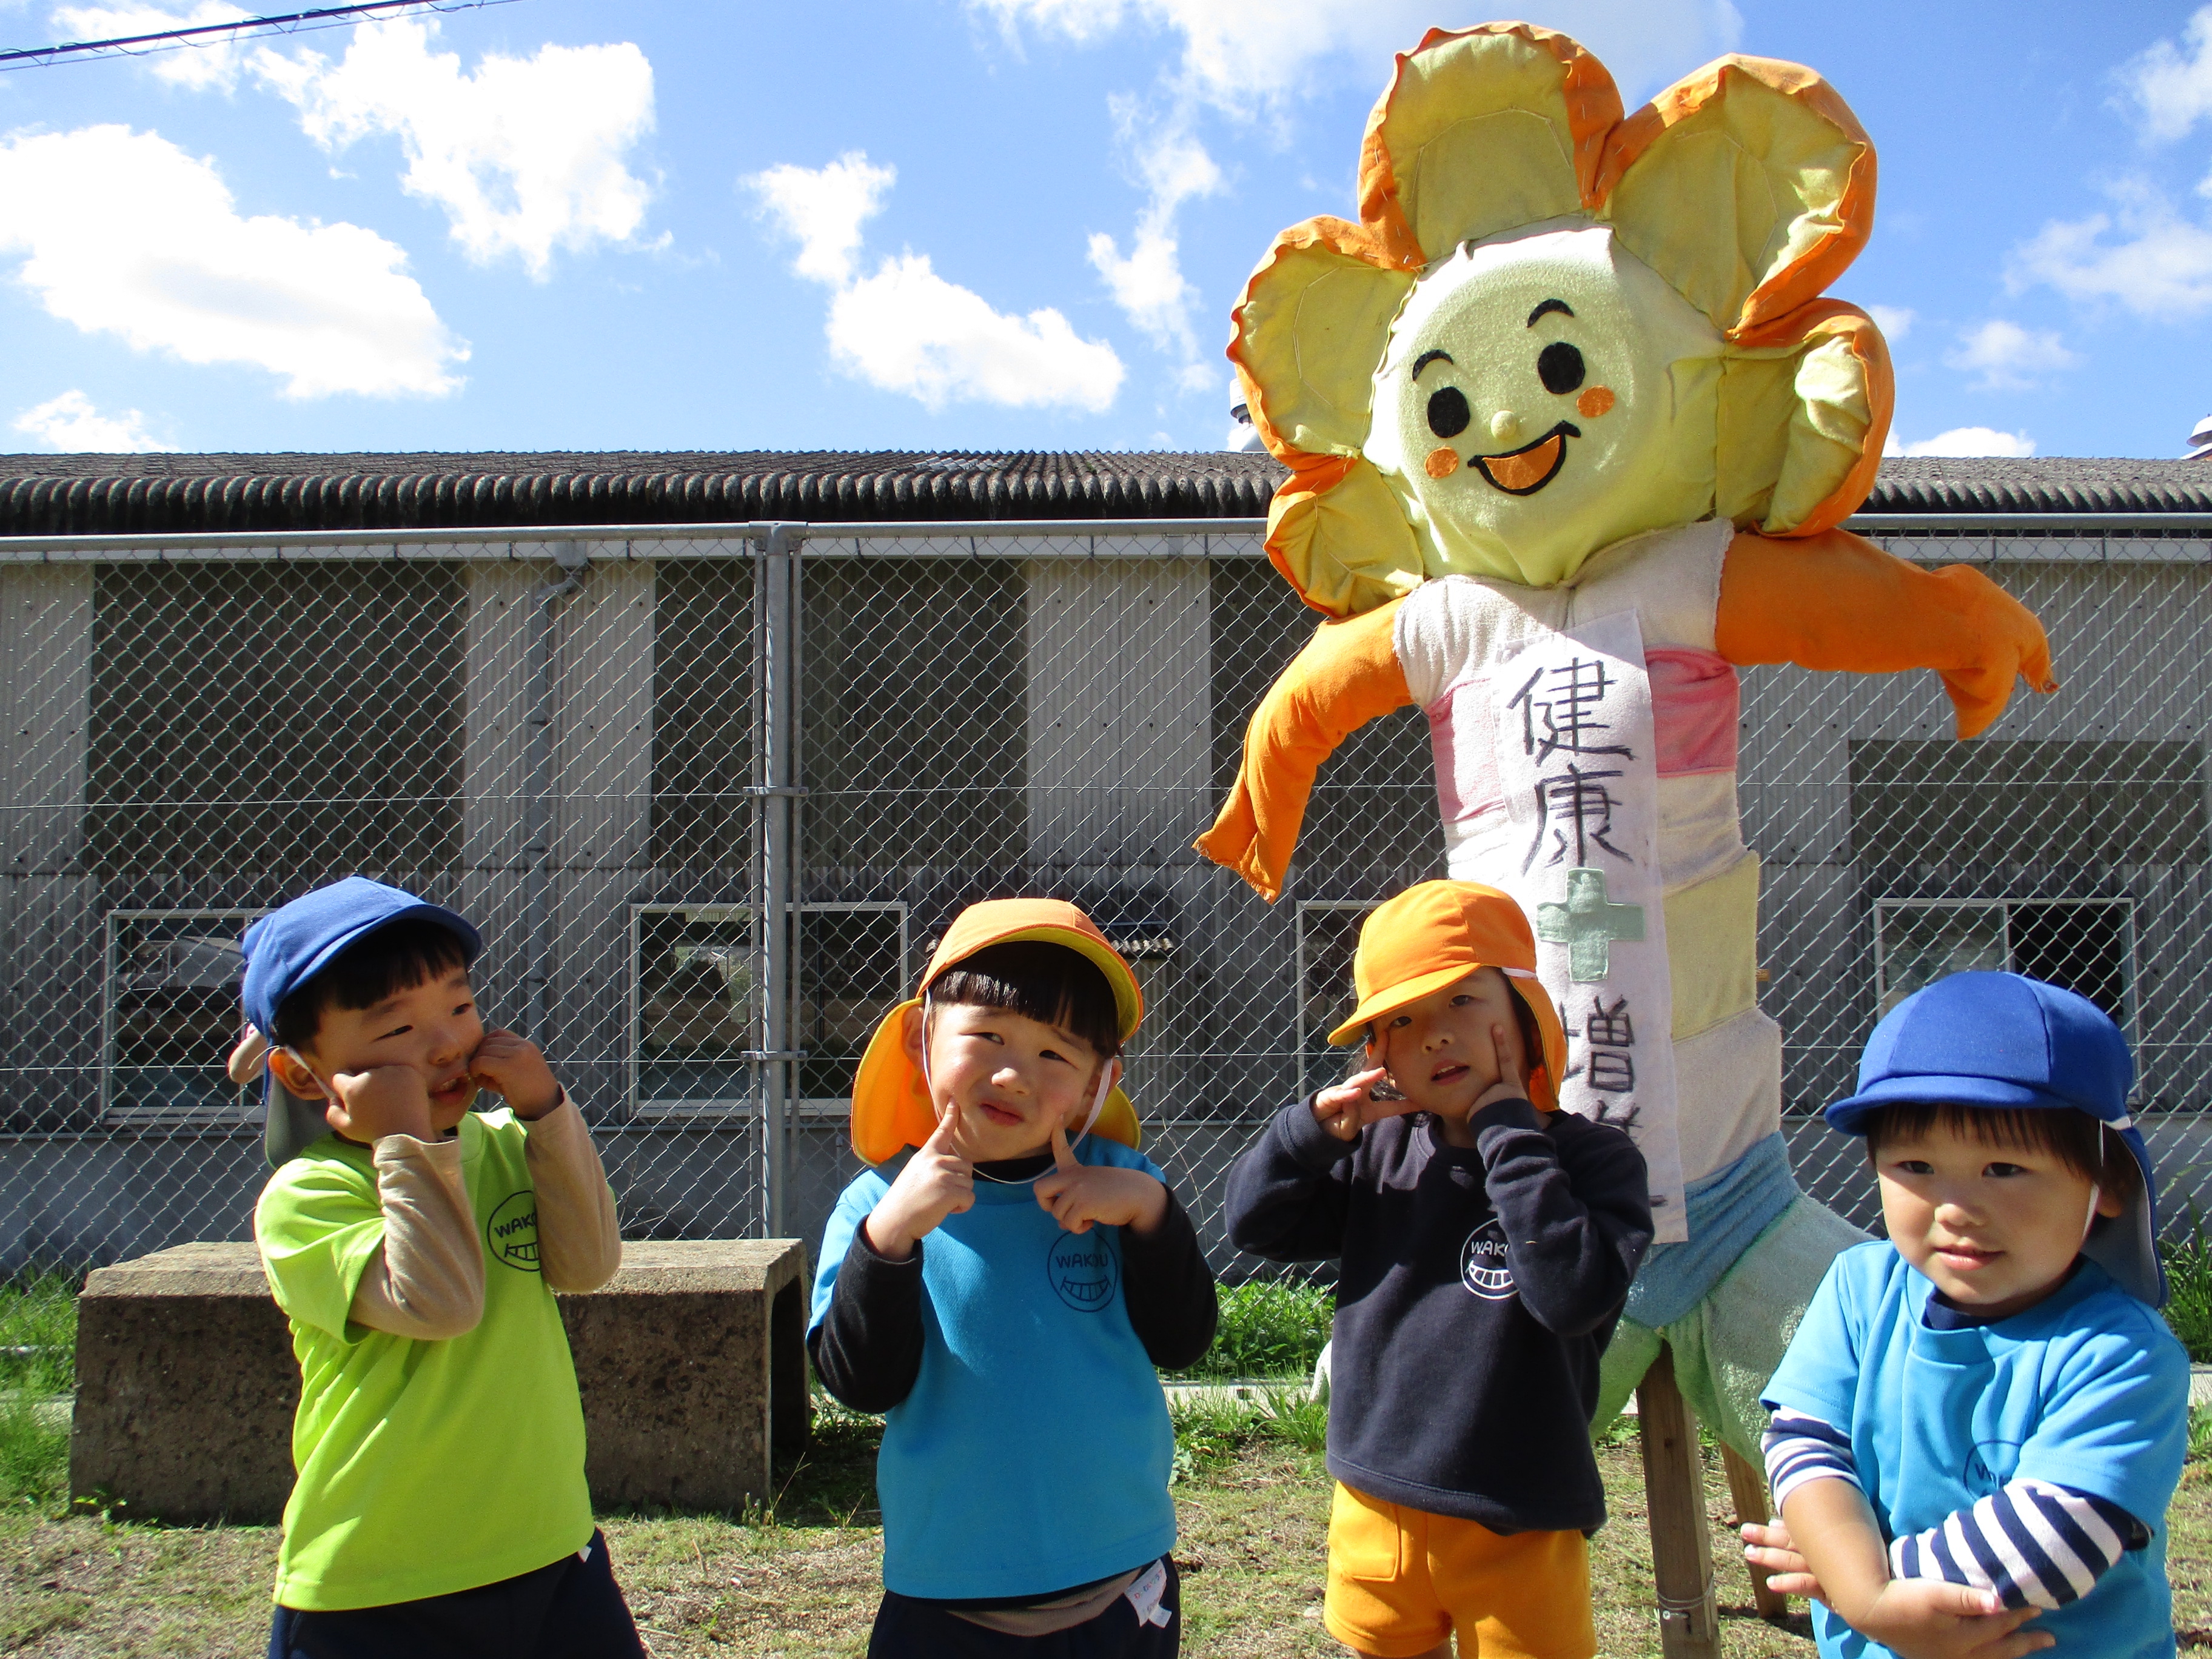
[1366, 224, 1721, 589]
[1225, 25, 1892, 620]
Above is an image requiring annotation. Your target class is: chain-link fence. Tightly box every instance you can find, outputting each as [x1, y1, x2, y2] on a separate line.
[1, 520, 2209, 1332]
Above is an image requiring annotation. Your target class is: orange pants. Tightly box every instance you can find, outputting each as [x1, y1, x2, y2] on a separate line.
[1322, 1483, 1595, 1659]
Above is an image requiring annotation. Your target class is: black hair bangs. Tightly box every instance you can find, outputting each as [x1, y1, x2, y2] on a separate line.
[927, 939, 1122, 1059]
[269, 917, 474, 1051]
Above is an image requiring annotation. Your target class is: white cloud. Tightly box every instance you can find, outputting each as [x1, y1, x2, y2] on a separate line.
[830, 256, 1125, 412]
[973, 0, 1741, 113]
[2012, 188, 2212, 317]
[1883, 425, 2036, 459]
[1087, 100, 1224, 372]
[749, 152, 1123, 413]
[1866, 304, 1915, 343]
[1943, 320, 2080, 392]
[745, 152, 893, 286]
[0, 124, 465, 398]
[11, 390, 175, 452]
[253, 19, 655, 279]
[2121, 5, 2212, 144]
[47, 2, 252, 90]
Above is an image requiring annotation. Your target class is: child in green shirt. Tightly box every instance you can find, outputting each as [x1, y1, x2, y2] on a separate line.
[244, 877, 641, 1659]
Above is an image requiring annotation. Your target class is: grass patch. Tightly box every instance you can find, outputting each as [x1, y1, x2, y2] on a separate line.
[1170, 1386, 1329, 1481]
[1170, 1279, 1333, 1381]
[0, 1276, 75, 1398]
[2169, 1228, 2212, 1363]
[0, 1395, 68, 1514]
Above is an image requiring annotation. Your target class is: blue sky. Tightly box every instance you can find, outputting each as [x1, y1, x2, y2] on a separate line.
[1, 0, 2208, 460]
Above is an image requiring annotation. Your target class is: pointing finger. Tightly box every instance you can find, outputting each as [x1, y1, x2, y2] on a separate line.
[1051, 1121, 1078, 1176]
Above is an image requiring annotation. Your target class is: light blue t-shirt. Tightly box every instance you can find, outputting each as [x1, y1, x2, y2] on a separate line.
[811, 1136, 1178, 1601]
[1764, 1241, 2190, 1659]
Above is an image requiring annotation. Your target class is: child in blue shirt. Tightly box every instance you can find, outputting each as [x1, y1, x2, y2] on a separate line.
[809, 899, 1218, 1657]
[1751, 971, 2189, 1659]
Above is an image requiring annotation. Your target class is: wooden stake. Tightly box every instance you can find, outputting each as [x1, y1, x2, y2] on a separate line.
[1637, 1346, 1720, 1658]
[1721, 1441, 1789, 1621]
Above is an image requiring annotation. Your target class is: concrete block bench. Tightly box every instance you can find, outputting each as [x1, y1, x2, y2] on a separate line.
[69, 1238, 809, 1524]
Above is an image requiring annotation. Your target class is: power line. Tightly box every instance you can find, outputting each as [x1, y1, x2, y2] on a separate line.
[0, 0, 522, 71]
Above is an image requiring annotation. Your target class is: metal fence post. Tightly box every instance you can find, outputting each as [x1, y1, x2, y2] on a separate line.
[522, 540, 588, 1041]
[760, 523, 803, 1236]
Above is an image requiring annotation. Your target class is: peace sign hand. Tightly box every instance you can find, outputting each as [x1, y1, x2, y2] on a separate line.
[864, 1099, 976, 1261]
[1311, 1066, 1421, 1141]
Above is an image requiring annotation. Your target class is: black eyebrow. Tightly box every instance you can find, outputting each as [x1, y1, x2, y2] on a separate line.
[1527, 298, 1573, 327]
[1411, 349, 1453, 379]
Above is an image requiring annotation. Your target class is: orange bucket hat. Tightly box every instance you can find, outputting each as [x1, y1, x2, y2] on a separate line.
[1327, 880, 1568, 1111]
[850, 898, 1145, 1165]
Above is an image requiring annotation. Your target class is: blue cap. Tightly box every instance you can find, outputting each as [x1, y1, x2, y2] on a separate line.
[241, 877, 480, 1038]
[1826, 971, 2162, 1305]
[239, 879, 480, 1164]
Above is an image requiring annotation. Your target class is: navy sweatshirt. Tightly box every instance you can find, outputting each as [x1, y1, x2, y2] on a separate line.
[1225, 1095, 1652, 1535]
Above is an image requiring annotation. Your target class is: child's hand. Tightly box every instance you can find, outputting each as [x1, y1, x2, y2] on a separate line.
[1849, 1580, 2049, 1659]
[1740, 1519, 1826, 1603]
[1034, 1124, 1168, 1236]
[864, 1102, 975, 1261]
[1312, 1066, 1421, 1140]
[468, 1029, 561, 1119]
[326, 1065, 434, 1143]
[1466, 1024, 1530, 1113]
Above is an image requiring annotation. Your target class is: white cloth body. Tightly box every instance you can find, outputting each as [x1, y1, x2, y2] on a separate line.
[1395, 520, 1780, 1242]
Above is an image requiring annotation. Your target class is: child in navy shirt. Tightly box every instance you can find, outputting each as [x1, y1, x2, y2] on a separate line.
[1752, 972, 2189, 1659]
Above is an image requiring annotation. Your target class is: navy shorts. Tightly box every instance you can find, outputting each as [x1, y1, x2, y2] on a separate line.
[867, 1555, 1181, 1658]
[267, 1530, 644, 1659]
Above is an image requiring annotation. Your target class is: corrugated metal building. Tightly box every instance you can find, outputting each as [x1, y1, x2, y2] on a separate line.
[0, 449, 2207, 1272]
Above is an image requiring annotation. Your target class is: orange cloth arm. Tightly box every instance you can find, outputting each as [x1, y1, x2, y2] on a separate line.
[1714, 529, 2057, 739]
[1195, 599, 1413, 901]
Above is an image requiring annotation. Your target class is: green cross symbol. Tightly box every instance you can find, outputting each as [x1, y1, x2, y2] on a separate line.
[1536, 866, 1645, 983]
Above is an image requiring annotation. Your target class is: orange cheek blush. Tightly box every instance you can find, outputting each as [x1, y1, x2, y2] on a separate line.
[1577, 386, 1615, 418]
[1424, 446, 1461, 479]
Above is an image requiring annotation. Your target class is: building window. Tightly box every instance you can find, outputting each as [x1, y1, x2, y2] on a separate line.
[1296, 900, 1375, 1099]
[1873, 897, 2135, 1031]
[796, 903, 910, 1117]
[631, 900, 909, 1119]
[100, 910, 261, 1123]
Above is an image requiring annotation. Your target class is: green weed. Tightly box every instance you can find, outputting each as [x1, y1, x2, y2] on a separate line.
[1170, 1279, 1333, 1381]
[2166, 1227, 2212, 1364]
[0, 1273, 76, 1396]
[0, 1390, 69, 1511]
[2191, 1406, 2212, 1465]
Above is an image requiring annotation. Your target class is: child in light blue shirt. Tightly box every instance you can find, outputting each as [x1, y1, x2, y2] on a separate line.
[1752, 972, 2188, 1659]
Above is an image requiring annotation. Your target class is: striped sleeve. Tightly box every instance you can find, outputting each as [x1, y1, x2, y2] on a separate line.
[1763, 1409, 1861, 1507]
[1887, 1480, 2148, 1610]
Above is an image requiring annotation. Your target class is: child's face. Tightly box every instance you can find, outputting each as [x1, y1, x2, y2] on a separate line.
[904, 1000, 1116, 1164]
[1875, 1119, 2126, 1322]
[1364, 967, 1530, 1122]
[286, 968, 487, 1136]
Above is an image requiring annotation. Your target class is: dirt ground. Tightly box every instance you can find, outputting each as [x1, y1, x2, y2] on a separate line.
[4, 1426, 2210, 1657]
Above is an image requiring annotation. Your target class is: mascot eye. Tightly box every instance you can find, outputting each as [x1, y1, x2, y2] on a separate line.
[1426, 386, 1471, 439]
[1537, 341, 1586, 395]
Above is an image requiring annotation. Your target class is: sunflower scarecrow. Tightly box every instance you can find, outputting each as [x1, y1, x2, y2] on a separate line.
[1199, 23, 2056, 1461]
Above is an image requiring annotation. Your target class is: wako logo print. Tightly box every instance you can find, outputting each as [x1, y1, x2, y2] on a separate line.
[1046, 1231, 1119, 1313]
[488, 1191, 541, 1273]
[1460, 1218, 1516, 1301]
[1965, 1440, 2022, 1496]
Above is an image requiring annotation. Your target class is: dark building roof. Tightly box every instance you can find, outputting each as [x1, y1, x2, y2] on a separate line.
[0, 451, 2205, 537]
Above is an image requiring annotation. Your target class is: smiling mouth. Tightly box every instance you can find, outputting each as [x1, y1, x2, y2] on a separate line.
[977, 1101, 1024, 1127]
[1472, 421, 1580, 496]
[1430, 1062, 1469, 1085]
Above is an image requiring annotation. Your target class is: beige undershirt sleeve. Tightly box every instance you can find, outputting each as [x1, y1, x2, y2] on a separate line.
[349, 1134, 484, 1340]
[526, 1091, 623, 1293]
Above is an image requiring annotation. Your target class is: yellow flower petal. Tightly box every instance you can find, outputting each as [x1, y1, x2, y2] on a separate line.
[1267, 455, 1427, 620]
[1233, 218, 1416, 461]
